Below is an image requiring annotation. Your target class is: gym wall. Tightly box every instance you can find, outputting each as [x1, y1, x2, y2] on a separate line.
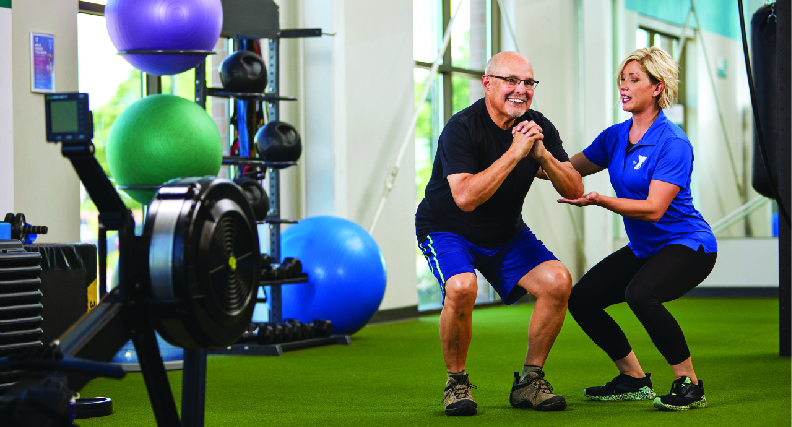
[333, 0, 418, 315]
[501, 0, 778, 289]
[279, 0, 779, 310]
[620, 0, 778, 289]
[278, 0, 419, 313]
[1, 0, 778, 316]
[8, 0, 80, 243]
[0, 2, 12, 213]
[498, 0, 617, 277]
[687, 26, 770, 237]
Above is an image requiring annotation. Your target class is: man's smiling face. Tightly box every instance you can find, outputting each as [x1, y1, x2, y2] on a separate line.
[483, 52, 535, 127]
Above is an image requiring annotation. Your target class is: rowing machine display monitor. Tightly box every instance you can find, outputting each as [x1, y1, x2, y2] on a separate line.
[44, 93, 93, 143]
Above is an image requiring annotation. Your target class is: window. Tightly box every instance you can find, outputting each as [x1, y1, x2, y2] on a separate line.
[413, 0, 499, 310]
[77, 2, 229, 290]
[634, 27, 686, 133]
[77, 8, 143, 286]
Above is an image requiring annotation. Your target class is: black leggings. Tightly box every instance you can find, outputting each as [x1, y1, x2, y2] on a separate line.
[567, 244, 717, 365]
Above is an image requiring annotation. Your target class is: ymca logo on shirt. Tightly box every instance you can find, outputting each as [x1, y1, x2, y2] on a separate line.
[633, 155, 648, 170]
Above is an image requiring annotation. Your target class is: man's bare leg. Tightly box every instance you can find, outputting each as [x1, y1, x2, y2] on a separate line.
[439, 272, 478, 372]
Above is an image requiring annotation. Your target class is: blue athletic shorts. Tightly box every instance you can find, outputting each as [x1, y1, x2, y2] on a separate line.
[418, 228, 557, 305]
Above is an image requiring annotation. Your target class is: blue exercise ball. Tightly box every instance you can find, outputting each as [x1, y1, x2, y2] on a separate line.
[105, 0, 223, 76]
[281, 216, 387, 335]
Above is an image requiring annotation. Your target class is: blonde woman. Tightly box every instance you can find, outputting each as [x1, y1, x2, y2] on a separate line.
[558, 47, 717, 411]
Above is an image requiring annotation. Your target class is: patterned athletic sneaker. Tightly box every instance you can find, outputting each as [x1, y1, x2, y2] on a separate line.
[653, 376, 707, 411]
[584, 373, 656, 401]
[442, 374, 478, 416]
[509, 371, 567, 411]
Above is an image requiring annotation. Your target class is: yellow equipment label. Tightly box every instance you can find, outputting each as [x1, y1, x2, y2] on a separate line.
[87, 278, 98, 311]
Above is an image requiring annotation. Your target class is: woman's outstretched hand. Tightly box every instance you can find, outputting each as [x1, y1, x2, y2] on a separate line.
[558, 192, 600, 206]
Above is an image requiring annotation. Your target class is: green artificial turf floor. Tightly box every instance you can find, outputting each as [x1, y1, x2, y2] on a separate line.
[77, 297, 790, 426]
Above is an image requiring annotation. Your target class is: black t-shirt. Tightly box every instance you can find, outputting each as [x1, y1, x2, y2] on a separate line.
[415, 98, 569, 248]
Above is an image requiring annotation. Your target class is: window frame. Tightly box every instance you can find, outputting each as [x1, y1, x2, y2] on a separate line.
[413, 0, 502, 310]
[414, 0, 500, 127]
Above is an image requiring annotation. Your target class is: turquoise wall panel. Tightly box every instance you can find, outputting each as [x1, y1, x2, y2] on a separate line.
[625, 0, 767, 40]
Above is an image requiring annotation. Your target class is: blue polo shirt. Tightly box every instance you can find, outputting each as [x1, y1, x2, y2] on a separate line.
[582, 110, 717, 258]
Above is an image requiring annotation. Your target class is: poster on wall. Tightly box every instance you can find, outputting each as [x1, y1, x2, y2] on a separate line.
[30, 32, 54, 93]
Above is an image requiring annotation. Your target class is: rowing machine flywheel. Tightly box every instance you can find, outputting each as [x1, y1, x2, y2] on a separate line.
[144, 177, 261, 350]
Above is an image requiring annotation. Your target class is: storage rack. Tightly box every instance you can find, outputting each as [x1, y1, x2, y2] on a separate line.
[197, 2, 350, 356]
[0, 241, 43, 394]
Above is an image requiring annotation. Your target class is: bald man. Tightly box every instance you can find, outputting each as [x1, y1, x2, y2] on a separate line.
[415, 51, 583, 415]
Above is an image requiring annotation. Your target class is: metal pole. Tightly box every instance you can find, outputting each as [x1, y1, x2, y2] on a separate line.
[180, 55, 209, 427]
[675, 4, 694, 65]
[711, 196, 771, 235]
[775, 0, 790, 357]
[268, 37, 282, 324]
[98, 226, 107, 297]
[181, 349, 207, 426]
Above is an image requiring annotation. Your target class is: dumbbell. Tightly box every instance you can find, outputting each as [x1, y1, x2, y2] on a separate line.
[237, 323, 260, 344]
[301, 321, 315, 339]
[260, 254, 276, 281]
[264, 257, 301, 281]
[256, 323, 283, 345]
[281, 322, 296, 342]
[2, 213, 48, 243]
[313, 319, 333, 338]
[252, 323, 272, 345]
[278, 257, 302, 279]
[283, 319, 301, 341]
[284, 319, 315, 340]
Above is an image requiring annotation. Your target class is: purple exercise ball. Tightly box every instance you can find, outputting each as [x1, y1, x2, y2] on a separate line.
[105, 0, 223, 76]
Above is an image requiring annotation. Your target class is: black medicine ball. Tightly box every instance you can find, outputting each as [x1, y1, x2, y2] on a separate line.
[233, 178, 270, 221]
[255, 121, 302, 162]
[219, 50, 268, 93]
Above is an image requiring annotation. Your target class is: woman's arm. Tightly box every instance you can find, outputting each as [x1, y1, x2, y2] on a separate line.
[570, 152, 605, 177]
[558, 179, 680, 222]
[536, 151, 605, 180]
[530, 141, 584, 199]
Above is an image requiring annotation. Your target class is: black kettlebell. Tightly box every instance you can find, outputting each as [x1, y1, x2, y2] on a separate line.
[254, 121, 302, 162]
[233, 178, 269, 221]
[219, 50, 268, 93]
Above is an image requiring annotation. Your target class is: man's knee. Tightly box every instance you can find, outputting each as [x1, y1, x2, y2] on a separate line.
[444, 273, 478, 307]
[524, 263, 572, 301]
[545, 269, 573, 301]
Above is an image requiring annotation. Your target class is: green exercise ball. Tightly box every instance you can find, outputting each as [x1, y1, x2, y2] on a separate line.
[106, 94, 222, 204]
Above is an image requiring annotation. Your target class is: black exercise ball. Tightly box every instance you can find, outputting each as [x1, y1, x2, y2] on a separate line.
[254, 121, 302, 162]
[219, 50, 268, 93]
[233, 178, 270, 221]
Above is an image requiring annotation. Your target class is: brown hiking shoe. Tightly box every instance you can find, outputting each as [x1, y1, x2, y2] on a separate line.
[442, 374, 477, 416]
[509, 371, 567, 411]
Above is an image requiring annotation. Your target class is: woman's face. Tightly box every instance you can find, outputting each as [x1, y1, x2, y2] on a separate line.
[619, 60, 661, 114]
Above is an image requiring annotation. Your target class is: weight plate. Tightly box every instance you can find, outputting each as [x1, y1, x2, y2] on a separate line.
[145, 177, 261, 350]
[74, 397, 113, 419]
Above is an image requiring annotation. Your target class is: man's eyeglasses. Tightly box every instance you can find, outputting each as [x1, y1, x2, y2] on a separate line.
[487, 75, 539, 89]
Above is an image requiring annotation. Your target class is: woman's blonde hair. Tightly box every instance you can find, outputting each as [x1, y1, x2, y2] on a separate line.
[617, 46, 679, 110]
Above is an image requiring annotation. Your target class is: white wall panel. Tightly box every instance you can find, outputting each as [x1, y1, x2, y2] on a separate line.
[12, 0, 80, 243]
[0, 6, 13, 214]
